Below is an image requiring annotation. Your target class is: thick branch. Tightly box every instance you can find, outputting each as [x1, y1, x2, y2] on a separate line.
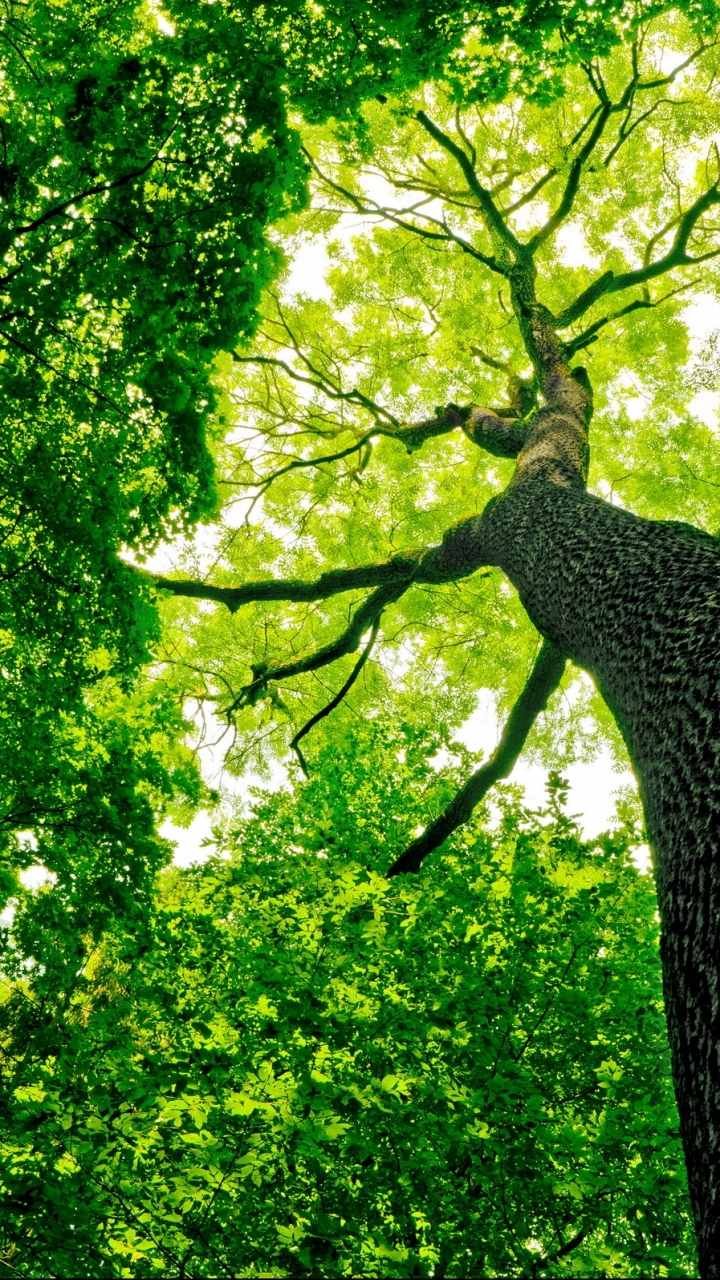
[556, 184, 720, 324]
[227, 580, 408, 712]
[527, 104, 612, 253]
[463, 406, 532, 458]
[138, 553, 423, 613]
[553, 272, 615, 329]
[386, 641, 566, 877]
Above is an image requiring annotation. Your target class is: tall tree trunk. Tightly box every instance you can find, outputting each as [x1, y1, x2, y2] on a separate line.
[457, 271, 720, 1272]
[482, 477, 720, 1275]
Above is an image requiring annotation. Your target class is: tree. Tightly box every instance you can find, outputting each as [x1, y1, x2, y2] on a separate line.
[145, 10, 720, 1275]
[3, 0, 720, 1274]
[0, 0, 649, 989]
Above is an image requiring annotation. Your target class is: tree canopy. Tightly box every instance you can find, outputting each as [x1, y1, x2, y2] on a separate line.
[2, 0, 720, 1275]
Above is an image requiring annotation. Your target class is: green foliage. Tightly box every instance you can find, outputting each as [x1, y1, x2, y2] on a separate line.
[169, 11, 720, 784]
[0, 721, 695, 1276]
[3, 4, 720, 1275]
[10, 0, 709, 948]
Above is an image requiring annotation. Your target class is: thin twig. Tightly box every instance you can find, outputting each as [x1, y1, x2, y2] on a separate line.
[290, 615, 381, 774]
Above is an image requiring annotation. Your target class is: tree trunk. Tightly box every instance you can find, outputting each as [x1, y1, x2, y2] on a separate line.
[481, 470, 720, 1277]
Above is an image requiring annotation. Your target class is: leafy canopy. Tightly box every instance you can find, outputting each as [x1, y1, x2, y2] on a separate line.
[2, 2, 720, 1276]
[0, 724, 696, 1277]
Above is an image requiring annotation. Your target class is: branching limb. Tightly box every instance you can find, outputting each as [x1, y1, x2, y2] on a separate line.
[9, 150, 167, 239]
[386, 641, 566, 877]
[232, 350, 400, 428]
[557, 182, 720, 324]
[415, 111, 522, 256]
[527, 104, 612, 253]
[135, 552, 423, 613]
[290, 616, 381, 774]
[242, 403, 476, 498]
[304, 147, 504, 274]
[226, 580, 408, 714]
[562, 280, 696, 356]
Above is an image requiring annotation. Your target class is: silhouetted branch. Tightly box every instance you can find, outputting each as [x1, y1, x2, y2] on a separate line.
[290, 616, 381, 774]
[387, 641, 566, 876]
[240, 403, 476, 498]
[304, 147, 503, 274]
[415, 111, 522, 255]
[139, 551, 429, 612]
[532, 1228, 586, 1273]
[225, 580, 409, 714]
[556, 183, 720, 325]
[231, 350, 400, 427]
[562, 280, 696, 356]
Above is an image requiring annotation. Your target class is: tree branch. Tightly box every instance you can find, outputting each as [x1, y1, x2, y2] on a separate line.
[462, 406, 533, 458]
[226, 580, 408, 714]
[231, 350, 400, 428]
[290, 616, 381, 774]
[556, 183, 720, 324]
[386, 641, 566, 877]
[304, 147, 503, 274]
[9, 148, 169, 239]
[532, 1228, 586, 1273]
[554, 272, 616, 328]
[527, 104, 612, 253]
[415, 111, 523, 255]
[136, 552, 424, 613]
[562, 280, 696, 356]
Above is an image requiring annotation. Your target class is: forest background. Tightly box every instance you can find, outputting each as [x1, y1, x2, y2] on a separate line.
[2, 0, 720, 1275]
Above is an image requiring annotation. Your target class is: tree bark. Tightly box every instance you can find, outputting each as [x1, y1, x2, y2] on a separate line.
[436, 266, 717, 1272]
[480, 474, 720, 1276]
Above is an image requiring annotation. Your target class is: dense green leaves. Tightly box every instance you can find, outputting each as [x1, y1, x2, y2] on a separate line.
[3, 2, 720, 1274]
[0, 723, 695, 1276]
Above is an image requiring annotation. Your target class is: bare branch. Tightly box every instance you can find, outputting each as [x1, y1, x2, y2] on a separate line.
[387, 641, 566, 877]
[290, 616, 381, 774]
[304, 147, 504, 274]
[231, 350, 400, 428]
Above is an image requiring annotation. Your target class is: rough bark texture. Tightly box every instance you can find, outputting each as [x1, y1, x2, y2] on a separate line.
[454, 284, 720, 1272]
[482, 478, 720, 1277]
